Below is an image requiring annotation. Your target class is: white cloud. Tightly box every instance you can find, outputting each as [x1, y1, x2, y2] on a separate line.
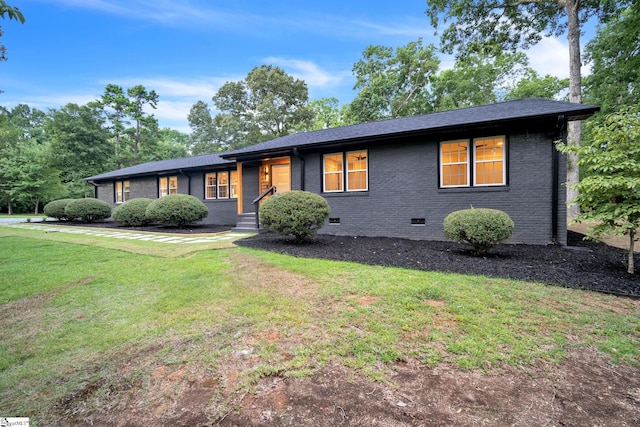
[527, 37, 590, 79]
[262, 57, 346, 88]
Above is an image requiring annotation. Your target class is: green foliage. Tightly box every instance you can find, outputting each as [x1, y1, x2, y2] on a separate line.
[584, 3, 640, 114]
[259, 191, 331, 243]
[64, 198, 112, 223]
[43, 198, 76, 221]
[444, 208, 515, 254]
[346, 39, 440, 122]
[505, 68, 569, 101]
[112, 198, 153, 226]
[145, 194, 208, 227]
[557, 106, 640, 273]
[45, 103, 113, 197]
[208, 65, 314, 150]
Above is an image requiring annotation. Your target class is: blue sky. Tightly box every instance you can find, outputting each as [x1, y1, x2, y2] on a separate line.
[1, 0, 584, 133]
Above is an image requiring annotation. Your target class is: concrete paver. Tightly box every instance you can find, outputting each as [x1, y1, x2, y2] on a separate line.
[3, 223, 252, 244]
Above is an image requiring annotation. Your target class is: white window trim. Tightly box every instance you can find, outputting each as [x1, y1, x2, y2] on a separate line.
[323, 153, 344, 193]
[440, 140, 470, 188]
[473, 136, 506, 187]
[115, 180, 130, 204]
[205, 173, 216, 200]
[346, 150, 368, 192]
[217, 171, 229, 199]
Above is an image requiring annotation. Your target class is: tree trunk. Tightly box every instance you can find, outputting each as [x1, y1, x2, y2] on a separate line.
[628, 229, 635, 274]
[7, 199, 13, 215]
[565, 0, 583, 219]
[33, 197, 40, 215]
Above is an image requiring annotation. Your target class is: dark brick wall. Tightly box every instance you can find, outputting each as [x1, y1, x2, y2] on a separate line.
[94, 173, 238, 226]
[293, 130, 566, 246]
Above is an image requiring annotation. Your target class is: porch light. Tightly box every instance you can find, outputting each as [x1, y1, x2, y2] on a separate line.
[264, 166, 269, 182]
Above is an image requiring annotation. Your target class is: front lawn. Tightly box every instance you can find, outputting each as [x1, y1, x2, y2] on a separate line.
[1, 226, 638, 425]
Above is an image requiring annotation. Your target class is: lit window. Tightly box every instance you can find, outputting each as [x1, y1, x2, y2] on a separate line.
[474, 136, 505, 186]
[159, 176, 178, 197]
[323, 153, 343, 192]
[347, 151, 368, 191]
[440, 140, 469, 187]
[115, 180, 130, 203]
[230, 171, 238, 199]
[324, 151, 368, 193]
[205, 171, 237, 199]
[205, 173, 216, 199]
[218, 172, 229, 198]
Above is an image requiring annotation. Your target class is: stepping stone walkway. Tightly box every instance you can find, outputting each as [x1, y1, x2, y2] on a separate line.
[6, 224, 253, 244]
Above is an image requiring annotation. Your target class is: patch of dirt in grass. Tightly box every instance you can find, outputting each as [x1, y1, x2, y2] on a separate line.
[47, 346, 640, 427]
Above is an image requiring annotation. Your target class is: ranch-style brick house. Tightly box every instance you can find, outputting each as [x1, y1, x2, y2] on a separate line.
[85, 98, 599, 246]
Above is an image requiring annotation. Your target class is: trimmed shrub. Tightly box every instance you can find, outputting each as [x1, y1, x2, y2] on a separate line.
[64, 198, 112, 223]
[444, 207, 514, 254]
[145, 194, 208, 227]
[43, 199, 76, 221]
[259, 190, 331, 243]
[112, 198, 153, 226]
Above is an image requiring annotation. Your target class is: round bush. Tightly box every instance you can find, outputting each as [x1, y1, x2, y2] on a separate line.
[112, 198, 153, 226]
[43, 199, 76, 221]
[64, 198, 112, 223]
[443, 207, 515, 254]
[145, 194, 208, 227]
[259, 190, 331, 243]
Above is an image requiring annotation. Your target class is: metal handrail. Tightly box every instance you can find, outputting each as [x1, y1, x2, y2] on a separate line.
[252, 186, 276, 229]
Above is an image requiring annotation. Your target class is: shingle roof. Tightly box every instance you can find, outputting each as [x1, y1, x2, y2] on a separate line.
[86, 99, 599, 182]
[85, 152, 233, 182]
[222, 98, 599, 159]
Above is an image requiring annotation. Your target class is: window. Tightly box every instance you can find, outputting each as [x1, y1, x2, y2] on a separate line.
[474, 136, 505, 186]
[159, 176, 178, 197]
[440, 136, 506, 188]
[347, 151, 368, 191]
[205, 171, 238, 199]
[218, 172, 229, 198]
[323, 150, 368, 192]
[205, 173, 216, 199]
[323, 153, 343, 192]
[115, 180, 130, 203]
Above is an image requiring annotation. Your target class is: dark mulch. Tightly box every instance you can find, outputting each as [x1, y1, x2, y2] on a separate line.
[236, 231, 640, 297]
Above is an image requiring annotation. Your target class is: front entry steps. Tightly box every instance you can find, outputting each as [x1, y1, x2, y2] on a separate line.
[232, 213, 260, 232]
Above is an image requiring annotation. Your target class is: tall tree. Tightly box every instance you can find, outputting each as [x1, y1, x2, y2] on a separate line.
[126, 85, 159, 161]
[187, 100, 219, 154]
[557, 106, 640, 274]
[156, 128, 189, 159]
[425, 0, 631, 217]
[431, 52, 527, 111]
[45, 103, 112, 197]
[347, 39, 440, 123]
[211, 65, 313, 149]
[584, 3, 639, 114]
[96, 84, 131, 168]
[505, 68, 569, 101]
[305, 97, 348, 130]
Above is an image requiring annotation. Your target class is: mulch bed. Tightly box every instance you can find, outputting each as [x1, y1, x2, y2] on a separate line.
[236, 231, 640, 298]
[44, 220, 640, 297]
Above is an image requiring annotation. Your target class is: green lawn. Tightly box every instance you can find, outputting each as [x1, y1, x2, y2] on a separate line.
[1, 225, 639, 422]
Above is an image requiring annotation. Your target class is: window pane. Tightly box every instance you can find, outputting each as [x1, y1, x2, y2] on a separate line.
[230, 171, 238, 198]
[441, 141, 469, 187]
[159, 177, 168, 197]
[218, 172, 229, 198]
[475, 137, 505, 185]
[115, 181, 123, 203]
[324, 153, 343, 192]
[346, 151, 367, 191]
[205, 173, 216, 199]
[123, 181, 130, 202]
[169, 176, 178, 194]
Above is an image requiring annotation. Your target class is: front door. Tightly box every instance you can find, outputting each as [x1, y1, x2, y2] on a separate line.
[271, 164, 291, 193]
